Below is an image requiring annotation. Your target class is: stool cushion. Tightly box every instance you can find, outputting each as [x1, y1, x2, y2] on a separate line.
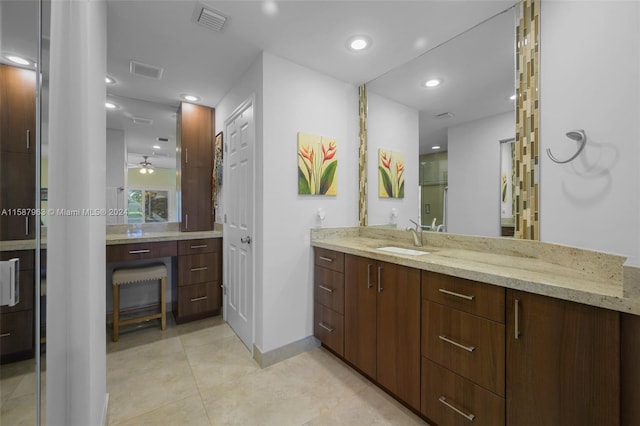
[113, 264, 167, 285]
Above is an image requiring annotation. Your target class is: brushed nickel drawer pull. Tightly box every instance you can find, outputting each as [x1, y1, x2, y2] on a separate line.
[0, 332, 11, 338]
[318, 322, 334, 333]
[319, 256, 333, 263]
[190, 244, 208, 249]
[439, 335, 475, 352]
[129, 249, 150, 254]
[377, 266, 383, 293]
[25, 217, 29, 235]
[190, 266, 208, 272]
[439, 396, 475, 421]
[27, 129, 30, 149]
[439, 288, 475, 301]
[190, 296, 208, 302]
[318, 285, 334, 293]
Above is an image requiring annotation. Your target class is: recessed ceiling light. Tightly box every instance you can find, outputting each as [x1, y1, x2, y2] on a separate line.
[347, 36, 372, 52]
[7, 55, 30, 66]
[431, 146, 441, 150]
[424, 79, 442, 88]
[105, 76, 115, 84]
[181, 94, 200, 102]
[105, 102, 119, 109]
[152, 145, 161, 150]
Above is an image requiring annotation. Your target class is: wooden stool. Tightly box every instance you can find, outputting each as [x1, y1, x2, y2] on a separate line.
[112, 264, 167, 342]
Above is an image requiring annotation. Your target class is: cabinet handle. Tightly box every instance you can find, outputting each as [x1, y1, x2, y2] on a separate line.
[318, 285, 333, 294]
[190, 296, 208, 302]
[438, 288, 475, 300]
[190, 244, 208, 249]
[26, 129, 30, 149]
[367, 263, 373, 289]
[439, 335, 475, 352]
[190, 266, 208, 272]
[129, 249, 150, 254]
[318, 322, 334, 333]
[319, 256, 333, 263]
[25, 216, 29, 235]
[0, 332, 11, 338]
[439, 396, 475, 421]
[377, 266, 383, 293]
[185, 214, 189, 230]
[185, 147, 188, 164]
[515, 298, 521, 339]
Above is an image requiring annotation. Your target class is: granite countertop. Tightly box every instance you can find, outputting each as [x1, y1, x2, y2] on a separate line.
[311, 227, 640, 315]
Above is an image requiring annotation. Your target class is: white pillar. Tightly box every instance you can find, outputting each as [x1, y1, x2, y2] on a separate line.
[47, 0, 107, 424]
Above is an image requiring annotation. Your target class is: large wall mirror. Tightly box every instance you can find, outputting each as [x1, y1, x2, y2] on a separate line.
[365, 3, 523, 238]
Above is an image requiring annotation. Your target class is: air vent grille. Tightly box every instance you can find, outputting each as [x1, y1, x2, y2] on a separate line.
[435, 112, 455, 119]
[157, 137, 169, 142]
[130, 60, 164, 80]
[132, 117, 153, 125]
[193, 3, 227, 32]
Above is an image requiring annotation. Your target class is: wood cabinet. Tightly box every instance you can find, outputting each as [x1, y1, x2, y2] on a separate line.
[313, 248, 345, 356]
[177, 102, 214, 232]
[0, 64, 36, 240]
[0, 250, 35, 363]
[506, 290, 620, 426]
[173, 238, 222, 323]
[421, 272, 505, 425]
[344, 254, 421, 411]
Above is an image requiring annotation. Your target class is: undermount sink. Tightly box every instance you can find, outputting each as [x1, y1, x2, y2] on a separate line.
[376, 246, 430, 256]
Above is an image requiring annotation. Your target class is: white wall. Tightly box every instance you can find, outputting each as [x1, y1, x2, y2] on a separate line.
[47, 0, 107, 424]
[367, 92, 420, 227]
[259, 52, 359, 352]
[106, 128, 126, 225]
[540, 0, 640, 265]
[448, 111, 514, 237]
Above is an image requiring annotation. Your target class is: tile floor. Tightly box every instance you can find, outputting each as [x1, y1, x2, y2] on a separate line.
[1, 315, 429, 425]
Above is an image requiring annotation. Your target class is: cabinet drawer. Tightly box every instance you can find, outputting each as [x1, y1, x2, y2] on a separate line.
[178, 238, 220, 255]
[106, 241, 177, 262]
[0, 250, 34, 270]
[0, 310, 33, 355]
[0, 269, 33, 313]
[422, 358, 505, 426]
[314, 248, 344, 273]
[314, 266, 344, 314]
[177, 282, 220, 317]
[423, 301, 505, 396]
[314, 303, 344, 357]
[423, 271, 505, 323]
[178, 253, 218, 286]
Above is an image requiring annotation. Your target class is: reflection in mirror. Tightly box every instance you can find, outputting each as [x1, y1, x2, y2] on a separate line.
[366, 4, 518, 237]
[105, 96, 177, 224]
[500, 138, 516, 236]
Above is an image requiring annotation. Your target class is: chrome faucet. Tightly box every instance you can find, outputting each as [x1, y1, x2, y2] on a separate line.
[406, 219, 423, 247]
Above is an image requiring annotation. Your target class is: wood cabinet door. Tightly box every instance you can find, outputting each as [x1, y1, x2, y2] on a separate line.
[506, 290, 620, 426]
[344, 254, 377, 378]
[0, 64, 36, 155]
[0, 152, 36, 240]
[181, 167, 213, 231]
[179, 102, 213, 169]
[376, 262, 421, 411]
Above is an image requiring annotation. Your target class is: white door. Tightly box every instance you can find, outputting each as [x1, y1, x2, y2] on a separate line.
[223, 97, 254, 350]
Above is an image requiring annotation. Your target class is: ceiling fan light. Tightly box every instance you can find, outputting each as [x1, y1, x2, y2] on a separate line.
[139, 167, 147, 174]
[148, 168, 154, 174]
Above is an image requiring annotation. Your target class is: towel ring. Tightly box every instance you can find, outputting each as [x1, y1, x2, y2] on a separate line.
[546, 129, 587, 164]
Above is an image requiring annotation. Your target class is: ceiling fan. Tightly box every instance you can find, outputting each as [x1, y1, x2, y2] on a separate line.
[138, 155, 154, 174]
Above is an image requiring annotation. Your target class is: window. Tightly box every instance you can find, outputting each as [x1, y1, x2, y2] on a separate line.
[127, 188, 172, 223]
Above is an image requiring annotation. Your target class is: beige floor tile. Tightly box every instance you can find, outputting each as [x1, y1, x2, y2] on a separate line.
[0, 392, 38, 426]
[110, 394, 210, 426]
[179, 319, 236, 350]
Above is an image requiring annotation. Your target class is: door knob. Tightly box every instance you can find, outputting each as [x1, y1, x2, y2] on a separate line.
[240, 236, 252, 244]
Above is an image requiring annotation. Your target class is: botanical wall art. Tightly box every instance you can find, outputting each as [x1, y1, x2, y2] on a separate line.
[378, 149, 404, 198]
[298, 132, 338, 195]
[212, 131, 223, 212]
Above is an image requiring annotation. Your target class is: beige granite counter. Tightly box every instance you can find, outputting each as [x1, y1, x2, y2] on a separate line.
[311, 227, 640, 315]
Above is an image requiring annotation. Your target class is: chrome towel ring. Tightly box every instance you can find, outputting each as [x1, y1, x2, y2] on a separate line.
[546, 129, 587, 164]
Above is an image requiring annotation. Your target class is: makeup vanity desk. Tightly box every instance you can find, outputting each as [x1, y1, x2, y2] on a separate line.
[106, 229, 223, 324]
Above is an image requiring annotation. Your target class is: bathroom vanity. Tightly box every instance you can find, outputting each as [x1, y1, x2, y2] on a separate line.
[312, 227, 640, 426]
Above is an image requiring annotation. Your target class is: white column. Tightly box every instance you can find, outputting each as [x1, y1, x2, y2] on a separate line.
[47, 0, 107, 425]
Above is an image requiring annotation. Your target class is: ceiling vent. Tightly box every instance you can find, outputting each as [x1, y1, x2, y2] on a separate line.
[130, 60, 164, 80]
[193, 3, 227, 32]
[132, 117, 153, 125]
[435, 112, 455, 119]
[156, 137, 170, 142]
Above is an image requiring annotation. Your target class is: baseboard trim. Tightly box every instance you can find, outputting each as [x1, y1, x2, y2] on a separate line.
[253, 336, 320, 368]
[101, 393, 110, 426]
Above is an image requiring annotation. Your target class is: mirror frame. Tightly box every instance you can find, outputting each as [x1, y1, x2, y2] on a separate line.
[357, 0, 540, 240]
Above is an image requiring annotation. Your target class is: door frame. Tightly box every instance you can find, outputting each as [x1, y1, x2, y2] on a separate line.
[222, 94, 256, 352]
